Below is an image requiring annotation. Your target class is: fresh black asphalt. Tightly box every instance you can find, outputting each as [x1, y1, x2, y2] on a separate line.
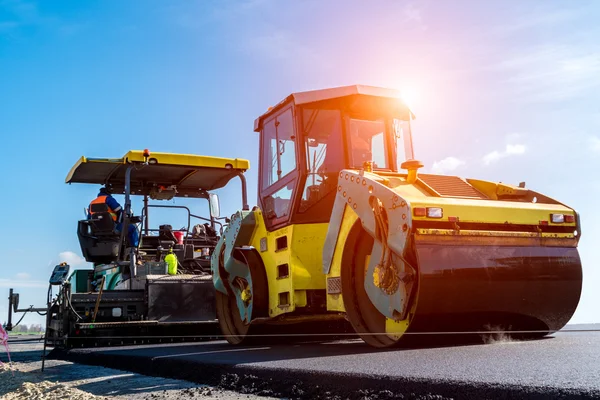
[51, 325, 600, 400]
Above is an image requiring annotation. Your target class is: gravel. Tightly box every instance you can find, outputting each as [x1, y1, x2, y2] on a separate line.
[0, 342, 278, 400]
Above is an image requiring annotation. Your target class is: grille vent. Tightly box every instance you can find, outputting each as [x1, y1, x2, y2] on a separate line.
[419, 174, 487, 199]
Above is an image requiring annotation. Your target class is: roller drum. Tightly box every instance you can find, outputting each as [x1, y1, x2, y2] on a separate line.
[409, 243, 583, 335]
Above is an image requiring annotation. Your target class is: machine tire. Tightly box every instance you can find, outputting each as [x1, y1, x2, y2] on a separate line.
[216, 290, 251, 345]
[216, 249, 268, 345]
[341, 228, 405, 348]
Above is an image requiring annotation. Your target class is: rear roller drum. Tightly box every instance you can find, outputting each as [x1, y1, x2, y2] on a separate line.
[216, 249, 268, 345]
[216, 290, 251, 345]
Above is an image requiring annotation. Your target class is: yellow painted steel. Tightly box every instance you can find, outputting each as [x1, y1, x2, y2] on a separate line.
[319, 172, 579, 336]
[123, 150, 250, 170]
[415, 228, 577, 238]
[250, 187, 578, 319]
[325, 204, 358, 313]
[65, 151, 249, 183]
[243, 209, 329, 318]
[385, 318, 410, 339]
[409, 198, 575, 226]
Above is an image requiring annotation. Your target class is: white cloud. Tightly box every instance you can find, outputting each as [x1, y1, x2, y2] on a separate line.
[506, 144, 526, 155]
[15, 272, 31, 280]
[58, 251, 85, 266]
[430, 157, 466, 175]
[483, 143, 527, 165]
[482, 151, 502, 165]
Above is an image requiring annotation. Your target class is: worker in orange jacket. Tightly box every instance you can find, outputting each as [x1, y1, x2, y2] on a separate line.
[88, 186, 139, 247]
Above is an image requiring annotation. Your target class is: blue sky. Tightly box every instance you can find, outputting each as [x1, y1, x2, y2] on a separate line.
[1, 0, 599, 326]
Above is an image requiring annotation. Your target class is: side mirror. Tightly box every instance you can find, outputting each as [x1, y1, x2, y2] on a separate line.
[11, 292, 19, 313]
[209, 193, 220, 219]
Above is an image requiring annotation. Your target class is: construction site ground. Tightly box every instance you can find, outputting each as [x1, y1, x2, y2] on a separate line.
[2, 325, 600, 400]
[0, 341, 276, 400]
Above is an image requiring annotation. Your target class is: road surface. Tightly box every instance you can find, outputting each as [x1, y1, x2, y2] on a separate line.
[53, 326, 600, 399]
[1, 341, 277, 399]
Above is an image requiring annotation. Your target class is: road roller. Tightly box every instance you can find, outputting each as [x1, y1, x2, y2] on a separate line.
[211, 84, 583, 347]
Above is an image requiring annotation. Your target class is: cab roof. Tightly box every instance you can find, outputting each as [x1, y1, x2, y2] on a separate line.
[254, 84, 412, 131]
[66, 150, 249, 198]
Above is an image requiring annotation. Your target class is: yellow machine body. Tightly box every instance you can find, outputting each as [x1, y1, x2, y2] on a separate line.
[211, 85, 582, 347]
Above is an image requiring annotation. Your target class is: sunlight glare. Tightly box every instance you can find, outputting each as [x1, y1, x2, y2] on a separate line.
[399, 86, 419, 112]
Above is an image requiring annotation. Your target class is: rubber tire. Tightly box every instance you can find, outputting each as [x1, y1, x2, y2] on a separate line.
[215, 290, 251, 345]
[215, 249, 268, 345]
[341, 230, 403, 348]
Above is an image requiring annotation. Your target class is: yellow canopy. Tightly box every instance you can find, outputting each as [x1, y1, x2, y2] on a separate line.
[65, 150, 249, 198]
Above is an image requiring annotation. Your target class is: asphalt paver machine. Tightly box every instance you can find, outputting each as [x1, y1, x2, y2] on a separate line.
[211, 85, 583, 347]
[43, 150, 250, 348]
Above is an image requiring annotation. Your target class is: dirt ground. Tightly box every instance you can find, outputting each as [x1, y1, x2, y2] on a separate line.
[0, 341, 278, 400]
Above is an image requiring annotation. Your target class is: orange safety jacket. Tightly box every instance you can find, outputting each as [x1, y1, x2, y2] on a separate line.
[89, 195, 119, 222]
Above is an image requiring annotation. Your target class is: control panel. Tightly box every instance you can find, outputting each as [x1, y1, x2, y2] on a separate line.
[49, 262, 71, 285]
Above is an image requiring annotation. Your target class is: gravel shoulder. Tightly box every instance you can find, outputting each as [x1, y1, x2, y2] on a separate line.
[0, 341, 277, 400]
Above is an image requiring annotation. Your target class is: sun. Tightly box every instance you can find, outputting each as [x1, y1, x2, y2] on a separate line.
[399, 86, 419, 111]
[386, 79, 422, 112]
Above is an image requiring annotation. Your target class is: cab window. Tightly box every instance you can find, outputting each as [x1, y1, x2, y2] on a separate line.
[260, 107, 298, 226]
[347, 118, 389, 169]
[299, 108, 343, 213]
[261, 108, 296, 188]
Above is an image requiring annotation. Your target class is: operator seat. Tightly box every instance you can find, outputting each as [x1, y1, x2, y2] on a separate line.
[77, 204, 121, 264]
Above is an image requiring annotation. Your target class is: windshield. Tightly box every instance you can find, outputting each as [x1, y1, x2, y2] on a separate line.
[347, 118, 389, 169]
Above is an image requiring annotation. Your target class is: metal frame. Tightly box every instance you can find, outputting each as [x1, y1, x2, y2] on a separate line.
[256, 98, 413, 231]
[258, 104, 301, 231]
[113, 162, 249, 263]
[139, 204, 223, 244]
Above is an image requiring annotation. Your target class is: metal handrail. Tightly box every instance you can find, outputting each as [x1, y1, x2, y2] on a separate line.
[139, 204, 222, 248]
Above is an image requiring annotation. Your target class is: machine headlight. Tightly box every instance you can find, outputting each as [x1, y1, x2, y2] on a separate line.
[413, 207, 444, 219]
[426, 207, 443, 218]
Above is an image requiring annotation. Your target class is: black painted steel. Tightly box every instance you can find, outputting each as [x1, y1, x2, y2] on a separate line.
[147, 280, 217, 322]
[410, 243, 583, 334]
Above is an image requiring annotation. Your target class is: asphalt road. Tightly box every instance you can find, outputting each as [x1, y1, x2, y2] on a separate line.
[53, 325, 600, 400]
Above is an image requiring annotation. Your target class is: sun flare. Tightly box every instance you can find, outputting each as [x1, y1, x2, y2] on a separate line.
[398, 86, 419, 111]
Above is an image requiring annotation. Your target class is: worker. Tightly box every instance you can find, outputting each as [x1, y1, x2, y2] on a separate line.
[88, 186, 139, 248]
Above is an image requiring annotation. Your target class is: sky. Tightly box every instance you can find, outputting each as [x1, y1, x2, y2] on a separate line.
[0, 0, 599, 327]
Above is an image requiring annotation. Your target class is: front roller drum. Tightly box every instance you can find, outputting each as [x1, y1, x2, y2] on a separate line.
[409, 240, 582, 337]
[342, 230, 583, 347]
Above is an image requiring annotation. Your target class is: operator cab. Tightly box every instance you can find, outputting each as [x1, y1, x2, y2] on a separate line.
[253, 85, 415, 230]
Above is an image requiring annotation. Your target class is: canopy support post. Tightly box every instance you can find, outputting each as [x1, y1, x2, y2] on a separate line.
[116, 165, 133, 263]
[143, 194, 149, 236]
[239, 173, 249, 211]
